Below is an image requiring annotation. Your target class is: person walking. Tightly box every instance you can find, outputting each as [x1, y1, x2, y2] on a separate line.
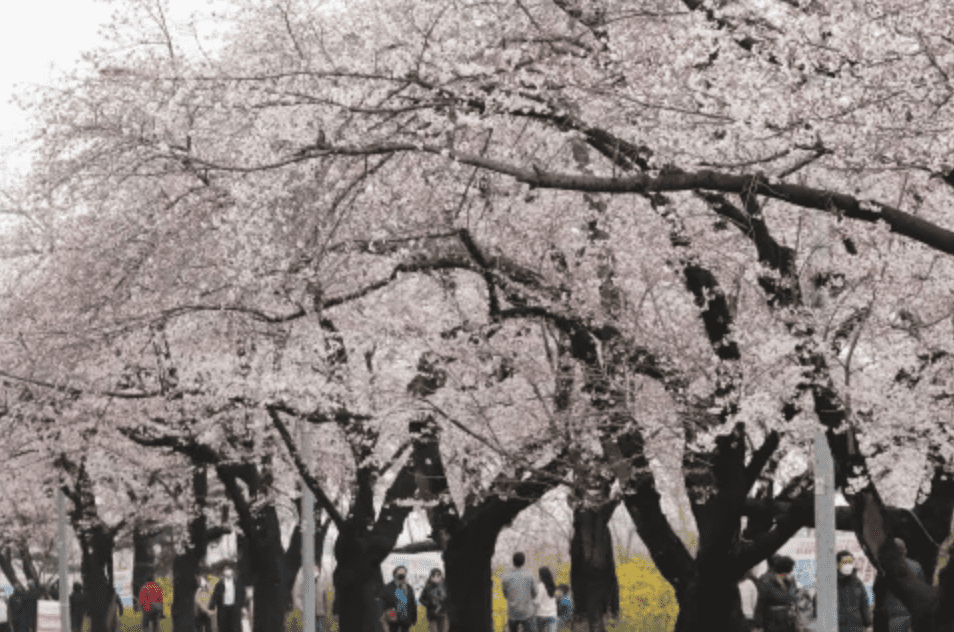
[837, 551, 873, 632]
[293, 565, 330, 632]
[753, 555, 801, 632]
[0, 591, 10, 632]
[194, 575, 215, 632]
[139, 574, 164, 632]
[105, 588, 124, 632]
[69, 582, 87, 632]
[881, 539, 925, 632]
[502, 553, 537, 632]
[533, 567, 558, 632]
[211, 565, 245, 632]
[554, 585, 573, 632]
[419, 569, 448, 632]
[380, 566, 417, 632]
[9, 588, 28, 632]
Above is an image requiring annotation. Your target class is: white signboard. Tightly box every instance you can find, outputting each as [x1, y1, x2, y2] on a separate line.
[36, 600, 62, 632]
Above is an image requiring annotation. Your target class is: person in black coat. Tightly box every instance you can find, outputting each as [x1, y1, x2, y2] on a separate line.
[9, 589, 26, 632]
[380, 566, 417, 632]
[753, 556, 801, 632]
[68, 583, 87, 632]
[837, 551, 873, 632]
[210, 565, 245, 632]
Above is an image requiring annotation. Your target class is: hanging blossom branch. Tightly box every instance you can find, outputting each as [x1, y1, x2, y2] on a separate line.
[184, 143, 954, 257]
[265, 404, 346, 529]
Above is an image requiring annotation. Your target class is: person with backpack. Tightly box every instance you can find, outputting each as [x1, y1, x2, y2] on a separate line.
[419, 568, 448, 632]
[554, 585, 573, 632]
[532, 567, 557, 632]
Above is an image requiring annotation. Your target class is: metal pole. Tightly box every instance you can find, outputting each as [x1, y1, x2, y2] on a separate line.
[302, 422, 315, 632]
[58, 488, 71, 632]
[815, 429, 837, 632]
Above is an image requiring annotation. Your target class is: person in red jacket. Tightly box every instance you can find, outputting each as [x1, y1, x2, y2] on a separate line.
[138, 574, 164, 632]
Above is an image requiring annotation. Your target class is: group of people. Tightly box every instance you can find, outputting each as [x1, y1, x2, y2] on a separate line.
[191, 564, 250, 632]
[502, 553, 574, 632]
[748, 539, 925, 632]
[376, 565, 447, 632]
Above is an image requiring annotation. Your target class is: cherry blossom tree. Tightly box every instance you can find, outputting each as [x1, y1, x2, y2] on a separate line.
[7, 1, 954, 632]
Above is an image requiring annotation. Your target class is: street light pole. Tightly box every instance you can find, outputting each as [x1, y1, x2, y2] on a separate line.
[58, 488, 71, 632]
[302, 421, 315, 632]
[815, 429, 836, 632]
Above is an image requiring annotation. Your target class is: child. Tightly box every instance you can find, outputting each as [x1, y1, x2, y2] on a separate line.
[555, 585, 573, 631]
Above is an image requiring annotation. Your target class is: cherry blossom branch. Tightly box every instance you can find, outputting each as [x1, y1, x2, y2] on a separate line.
[261, 142, 954, 256]
[265, 404, 346, 528]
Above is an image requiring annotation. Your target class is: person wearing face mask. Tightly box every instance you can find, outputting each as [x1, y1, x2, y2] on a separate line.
[753, 555, 802, 632]
[419, 568, 448, 632]
[380, 566, 417, 632]
[211, 565, 245, 632]
[836, 551, 872, 632]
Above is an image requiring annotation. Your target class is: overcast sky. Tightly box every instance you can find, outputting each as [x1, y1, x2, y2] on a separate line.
[0, 0, 225, 180]
[1, 2, 112, 160]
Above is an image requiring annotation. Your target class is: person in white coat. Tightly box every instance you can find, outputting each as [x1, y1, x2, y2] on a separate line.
[293, 565, 329, 632]
[533, 567, 558, 632]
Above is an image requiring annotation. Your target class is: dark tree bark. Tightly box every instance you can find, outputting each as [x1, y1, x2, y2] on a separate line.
[0, 548, 27, 593]
[331, 455, 417, 632]
[411, 413, 569, 632]
[132, 528, 157, 613]
[56, 455, 124, 632]
[216, 461, 295, 632]
[569, 498, 620, 632]
[170, 466, 214, 632]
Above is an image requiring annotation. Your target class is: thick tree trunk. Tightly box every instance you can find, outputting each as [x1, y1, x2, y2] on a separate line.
[570, 502, 620, 632]
[443, 525, 497, 632]
[251, 506, 293, 632]
[0, 548, 27, 593]
[333, 526, 386, 632]
[172, 466, 211, 632]
[172, 555, 198, 632]
[81, 528, 116, 632]
[132, 528, 155, 613]
[671, 566, 745, 632]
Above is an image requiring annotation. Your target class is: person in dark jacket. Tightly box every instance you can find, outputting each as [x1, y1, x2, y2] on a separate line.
[210, 565, 245, 632]
[9, 589, 27, 632]
[837, 551, 873, 632]
[380, 566, 417, 632]
[69, 582, 87, 632]
[419, 568, 447, 632]
[105, 588, 124, 632]
[22, 586, 38, 632]
[753, 555, 801, 632]
[881, 539, 926, 632]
